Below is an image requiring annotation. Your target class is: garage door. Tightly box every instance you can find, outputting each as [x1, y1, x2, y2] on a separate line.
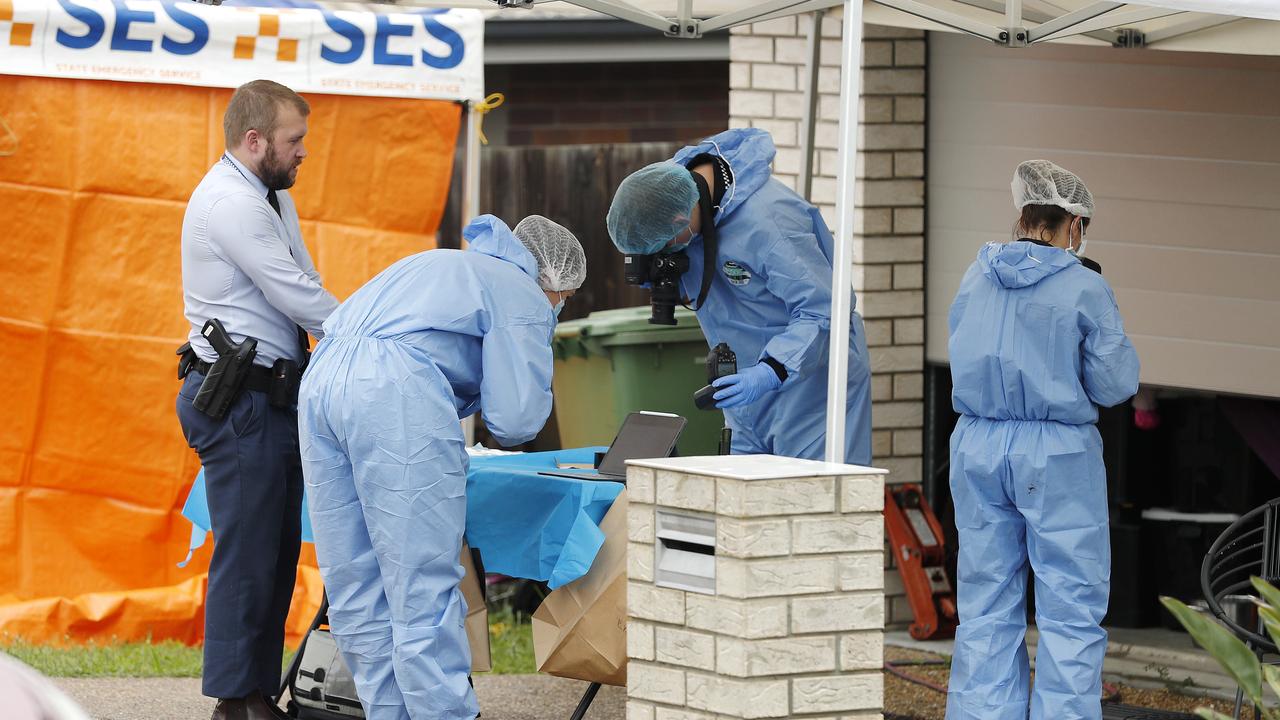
[926, 32, 1280, 399]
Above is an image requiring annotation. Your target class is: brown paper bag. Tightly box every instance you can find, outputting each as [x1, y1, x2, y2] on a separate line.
[531, 490, 628, 686]
[460, 543, 491, 672]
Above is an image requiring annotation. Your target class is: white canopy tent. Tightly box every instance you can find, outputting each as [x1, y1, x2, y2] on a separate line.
[434, 0, 1280, 463]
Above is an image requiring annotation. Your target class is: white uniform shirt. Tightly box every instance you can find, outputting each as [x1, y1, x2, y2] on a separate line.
[181, 152, 338, 366]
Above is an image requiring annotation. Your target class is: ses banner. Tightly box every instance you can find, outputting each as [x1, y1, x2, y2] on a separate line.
[0, 0, 484, 101]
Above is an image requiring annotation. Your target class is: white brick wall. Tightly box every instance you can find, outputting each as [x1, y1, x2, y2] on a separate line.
[630, 467, 657, 504]
[656, 471, 716, 513]
[628, 463, 885, 719]
[716, 477, 837, 517]
[840, 631, 885, 671]
[716, 555, 838, 598]
[630, 620, 656, 662]
[792, 674, 885, 714]
[717, 636, 837, 677]
[728, 7, 926, 630]
[628, 701, 656, 720]
[716, 517, 791, 558]
[792, 515, 885, 554]
[630, 663, 687, 705]
[791, 592, 885, 633]
[685, 595, 789, 639]
[629, 580, 686, 625]
[686, 673, 789, 719]
[629, 504, 656, 543]
[840, 553, 886, 592]
[655, 708, 717, 720]
[655, 626, 717, 671]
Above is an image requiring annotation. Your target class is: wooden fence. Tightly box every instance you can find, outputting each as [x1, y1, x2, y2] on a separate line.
[440, 141, 684, 321]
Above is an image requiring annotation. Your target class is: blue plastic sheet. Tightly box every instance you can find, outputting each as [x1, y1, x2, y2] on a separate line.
[180, 447, 621, 589]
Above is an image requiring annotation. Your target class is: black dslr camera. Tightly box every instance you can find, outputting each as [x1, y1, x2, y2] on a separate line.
[624, 252, 690, 326]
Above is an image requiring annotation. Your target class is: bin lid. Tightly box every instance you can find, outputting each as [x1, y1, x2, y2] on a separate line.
[554, 305, 702, 341]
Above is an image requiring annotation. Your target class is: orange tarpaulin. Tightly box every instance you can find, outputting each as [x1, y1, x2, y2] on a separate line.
[0, 75, 461, 645]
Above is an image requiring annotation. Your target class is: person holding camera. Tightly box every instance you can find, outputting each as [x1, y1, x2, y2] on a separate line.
[176, 80, 338, 720]
[298, 214, 585, 720]
[606, 128, 872, 464]
[944, 160, 1139, 720]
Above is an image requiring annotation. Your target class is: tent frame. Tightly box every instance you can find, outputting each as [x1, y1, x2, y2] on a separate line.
[482, 0, 1268, 462]
[461, 105, 483, 446]
[485, 0, 1252, 49]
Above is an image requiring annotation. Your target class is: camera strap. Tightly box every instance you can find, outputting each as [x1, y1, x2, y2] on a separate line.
[687, 171, 718, 312]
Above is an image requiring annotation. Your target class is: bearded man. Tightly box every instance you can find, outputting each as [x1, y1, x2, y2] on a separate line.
[176, 79, 338, 720]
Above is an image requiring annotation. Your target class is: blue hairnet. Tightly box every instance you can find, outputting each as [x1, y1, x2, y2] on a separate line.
[606, 161, 698, 255]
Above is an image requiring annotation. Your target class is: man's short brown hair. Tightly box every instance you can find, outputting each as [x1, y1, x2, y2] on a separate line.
[223, 80, 310, 149]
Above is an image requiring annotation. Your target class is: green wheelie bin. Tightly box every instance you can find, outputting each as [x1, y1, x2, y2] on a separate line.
[551, 306, 723, 457]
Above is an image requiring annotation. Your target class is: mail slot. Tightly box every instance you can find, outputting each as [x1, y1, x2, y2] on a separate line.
[654, 509, 716, 594]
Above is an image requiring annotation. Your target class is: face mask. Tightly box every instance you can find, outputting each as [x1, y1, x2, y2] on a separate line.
[1068, 218, 1088, 256]
[553, 293, 565, 318]
[659, 224, 694, 255]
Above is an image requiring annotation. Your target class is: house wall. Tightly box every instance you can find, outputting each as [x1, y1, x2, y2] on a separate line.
[728, 10, 927, 628]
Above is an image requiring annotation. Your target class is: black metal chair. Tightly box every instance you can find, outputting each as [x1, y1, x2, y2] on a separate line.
[1200, 498, 1280, 720]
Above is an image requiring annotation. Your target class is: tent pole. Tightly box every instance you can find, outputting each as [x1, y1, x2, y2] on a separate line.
[798, 9, 825, 200]
[461, 102, 481, 447]
[826, 0, 862, 464]
[1006, 0, 1022, 30]
[462, 101, 482, 231]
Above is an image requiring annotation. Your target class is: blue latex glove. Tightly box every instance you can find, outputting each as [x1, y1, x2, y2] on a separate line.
[712, 363, 782, 409]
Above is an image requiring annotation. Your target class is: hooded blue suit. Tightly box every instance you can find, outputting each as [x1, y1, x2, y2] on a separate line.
[298, 216, 555, 720]
[671, 129, 872, 464]
[946, 240, 1139, 720]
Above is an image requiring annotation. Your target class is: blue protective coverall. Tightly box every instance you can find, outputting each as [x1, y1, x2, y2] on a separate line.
[946, 240, 1139, 720]
[671, 128, 872, 464]
[298, 216, 555, 720]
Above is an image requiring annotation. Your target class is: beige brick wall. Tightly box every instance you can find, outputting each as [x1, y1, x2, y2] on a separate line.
[729, 10, 927, 629]
[627, 463, 885, 719]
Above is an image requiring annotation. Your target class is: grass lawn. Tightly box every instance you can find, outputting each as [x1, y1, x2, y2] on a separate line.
[2, 609, 536, 678]
[0, 636, 204, 678]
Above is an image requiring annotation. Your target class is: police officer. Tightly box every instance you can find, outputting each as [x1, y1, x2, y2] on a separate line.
[176, 79, 338, 720]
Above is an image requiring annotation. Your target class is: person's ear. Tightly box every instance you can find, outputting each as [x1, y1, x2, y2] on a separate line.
[244, 129, 263, 155]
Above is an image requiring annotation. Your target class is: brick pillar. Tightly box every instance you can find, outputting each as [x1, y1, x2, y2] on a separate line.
[625, 456, 886, 720]
[728, 10, 926, 629]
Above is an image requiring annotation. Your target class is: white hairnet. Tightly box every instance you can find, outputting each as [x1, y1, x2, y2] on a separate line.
[1011, 159, 1094, 218]
[513, 215, 587, 293]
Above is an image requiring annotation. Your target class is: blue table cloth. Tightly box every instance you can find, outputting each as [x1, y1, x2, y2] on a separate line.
[181, 447, 623, 589]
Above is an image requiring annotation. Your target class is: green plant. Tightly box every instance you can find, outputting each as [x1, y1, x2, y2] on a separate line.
[1161, 577, 1280, 720]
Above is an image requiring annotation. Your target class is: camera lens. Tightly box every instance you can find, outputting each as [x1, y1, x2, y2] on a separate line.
[649, 276, 680, 325]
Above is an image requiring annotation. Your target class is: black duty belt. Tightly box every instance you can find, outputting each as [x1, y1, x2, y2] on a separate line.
[191, 358, 274, 394]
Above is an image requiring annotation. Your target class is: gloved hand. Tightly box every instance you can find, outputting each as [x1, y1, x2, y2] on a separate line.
[712, 363, 782, 409]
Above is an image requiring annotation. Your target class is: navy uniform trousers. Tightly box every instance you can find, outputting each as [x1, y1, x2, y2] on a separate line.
[177, 372, 304, 700]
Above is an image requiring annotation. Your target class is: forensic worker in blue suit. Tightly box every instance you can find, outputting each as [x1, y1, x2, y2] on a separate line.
[299, 215, 586, 720]
[945, 160, 1140, 720]
[606, 128, 872, 464]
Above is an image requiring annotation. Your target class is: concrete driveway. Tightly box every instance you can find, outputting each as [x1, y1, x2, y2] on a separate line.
[55, 675, 625, 720]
